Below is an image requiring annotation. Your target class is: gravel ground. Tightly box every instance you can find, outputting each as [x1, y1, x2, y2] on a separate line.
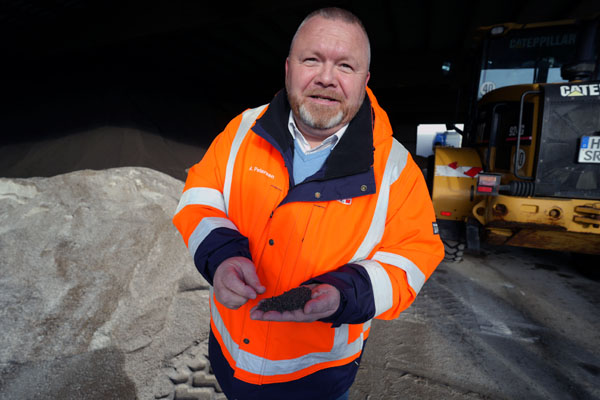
[351, 245, 600, 400]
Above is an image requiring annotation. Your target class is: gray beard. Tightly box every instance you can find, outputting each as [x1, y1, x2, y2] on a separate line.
[298, 104, 344, 130]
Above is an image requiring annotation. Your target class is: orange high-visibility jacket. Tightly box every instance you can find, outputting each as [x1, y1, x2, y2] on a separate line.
[173, 87, 444, 385]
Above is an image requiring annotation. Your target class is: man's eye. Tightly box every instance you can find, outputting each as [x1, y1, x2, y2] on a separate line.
[339, 63, 354, 71]
[303, 58, 318, 64]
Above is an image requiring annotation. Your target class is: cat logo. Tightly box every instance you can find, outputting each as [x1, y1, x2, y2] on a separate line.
[559, 83, 600, 97]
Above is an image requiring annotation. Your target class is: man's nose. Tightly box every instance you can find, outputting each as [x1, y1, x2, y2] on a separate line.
[315, 62, 336, 87]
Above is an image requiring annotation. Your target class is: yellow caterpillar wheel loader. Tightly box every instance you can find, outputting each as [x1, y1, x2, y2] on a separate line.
[429, 16, 600, 261]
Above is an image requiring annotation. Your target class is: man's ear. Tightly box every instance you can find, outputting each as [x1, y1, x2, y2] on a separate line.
[285, 57, 289, 75]
[365, 71, 371, 86]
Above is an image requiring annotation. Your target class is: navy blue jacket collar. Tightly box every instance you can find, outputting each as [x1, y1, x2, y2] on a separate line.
[253, 89, 374, 180]
[251, 89, 376, 202]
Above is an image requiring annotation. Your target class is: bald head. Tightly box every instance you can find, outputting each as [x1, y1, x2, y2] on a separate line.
[290, 8, 371, 69]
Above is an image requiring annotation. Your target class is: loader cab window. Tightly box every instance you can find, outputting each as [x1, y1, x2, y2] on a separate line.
[476, 25, 578, 99]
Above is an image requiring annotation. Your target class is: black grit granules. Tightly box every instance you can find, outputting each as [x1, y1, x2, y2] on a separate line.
[257, 286, 313, 312]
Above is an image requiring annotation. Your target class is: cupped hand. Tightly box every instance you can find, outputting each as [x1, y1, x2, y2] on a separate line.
[213, 257, 266, 309]
[250, 284, 340, 322]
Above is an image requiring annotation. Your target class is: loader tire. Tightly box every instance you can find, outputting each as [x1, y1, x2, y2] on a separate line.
[443, 239, 465, 262]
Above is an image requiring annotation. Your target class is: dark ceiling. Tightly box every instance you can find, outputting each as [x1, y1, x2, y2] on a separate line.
[1, 0, 600, 148]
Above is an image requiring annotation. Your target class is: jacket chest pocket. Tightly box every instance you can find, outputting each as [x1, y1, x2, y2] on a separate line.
[238, 182, 284, 240]
[230, 157, 287, 236]
[299, 200, 374, 278]
[257, 198, 374, 291]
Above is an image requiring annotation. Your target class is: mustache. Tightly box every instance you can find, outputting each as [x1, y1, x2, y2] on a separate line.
[304, 89, 343, 102]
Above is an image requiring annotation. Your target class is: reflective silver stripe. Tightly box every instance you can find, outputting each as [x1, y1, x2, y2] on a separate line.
[363, 320, 371, 331]
[188, 217, 238, 258]
[353, 260, 394, 317]
[373, 251, 426, 294]
[223, 104, 268, 215]
[210, 289, 364, 376]
[350, 139, 408, 261]
[175, 187, 226, 216]
[435, 165, 481, 178]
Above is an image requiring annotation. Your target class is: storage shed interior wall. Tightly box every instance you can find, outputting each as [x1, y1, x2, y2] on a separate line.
[1, 0, 599, 157]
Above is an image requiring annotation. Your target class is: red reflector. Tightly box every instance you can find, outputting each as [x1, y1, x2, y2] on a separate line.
[441, 211, 452, 216]
[478, 186, 493, 193]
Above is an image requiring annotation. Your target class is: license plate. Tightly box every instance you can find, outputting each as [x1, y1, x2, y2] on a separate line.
[578, 136, 600, 163]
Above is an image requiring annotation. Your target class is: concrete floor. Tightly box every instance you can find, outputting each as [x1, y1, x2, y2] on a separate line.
[351, 245, 600, 400]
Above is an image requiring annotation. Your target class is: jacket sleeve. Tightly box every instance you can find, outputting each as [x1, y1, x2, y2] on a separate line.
[308, 153, 444, 326]
[172, 112, 252, 286]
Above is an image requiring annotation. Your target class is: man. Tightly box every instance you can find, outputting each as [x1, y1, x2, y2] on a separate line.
[173, 7, 444, 400]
